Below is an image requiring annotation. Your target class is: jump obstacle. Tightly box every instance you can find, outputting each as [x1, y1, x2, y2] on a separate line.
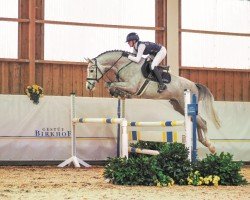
[58, 90, 198, 168]
[119, 89, 197, 161]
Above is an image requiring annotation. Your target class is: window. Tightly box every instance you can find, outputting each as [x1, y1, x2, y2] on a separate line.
[44, 0, 155, 61]
[181, 0, 250, 69]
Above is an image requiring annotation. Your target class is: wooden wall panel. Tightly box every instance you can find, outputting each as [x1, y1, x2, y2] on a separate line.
[34, 63, 102, 97]
[180, 68, 190, 80]
[9, 63, 21, 94]
[18, 0, 29, 59]
[207, 71, 216, 96]
[0, 63, 2, 93]
[35, 0, 44, 60]
[0, 62, 29, 94]
[1, 61, 249, 102]
[216, 71, 225, 101]
[189, 70, 199, 83]
[233, 72, 242, 101]
[72, 65, 84, 96]
[42, 64, 53, 95]
[19, 63, 29, 93]
[0, 62, 9, 94]
[180, 68, 250, 102]
[242, 73, 249, 101]
[35, 63, 43, 89]
[198, 70, 208, 87]
[225, 72, 234, 101]
[155, 0, 165, 45]
[62, 65, 73, 96]
[52, 65, 63, 95]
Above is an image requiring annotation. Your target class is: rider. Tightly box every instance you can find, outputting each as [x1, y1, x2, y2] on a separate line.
[122, 32, 167, 93]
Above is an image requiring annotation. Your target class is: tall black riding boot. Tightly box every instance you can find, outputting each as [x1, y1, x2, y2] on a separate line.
[153, 68, 167, 93]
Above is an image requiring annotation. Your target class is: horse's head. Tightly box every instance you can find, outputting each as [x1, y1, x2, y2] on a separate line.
[85, 50, 130, 91]
[85, 58, 105, 91]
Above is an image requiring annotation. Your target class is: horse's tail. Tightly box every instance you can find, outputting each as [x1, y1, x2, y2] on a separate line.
[196, 83, 221, 129]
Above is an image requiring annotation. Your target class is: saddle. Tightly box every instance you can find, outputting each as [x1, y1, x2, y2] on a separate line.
[141, 60, 171, 84]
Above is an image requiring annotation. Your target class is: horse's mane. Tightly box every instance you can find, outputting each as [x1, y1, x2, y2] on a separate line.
[95, 49, 132, 59]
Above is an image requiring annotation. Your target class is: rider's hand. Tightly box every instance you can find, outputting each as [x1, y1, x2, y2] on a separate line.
[122, 52, 129, 57]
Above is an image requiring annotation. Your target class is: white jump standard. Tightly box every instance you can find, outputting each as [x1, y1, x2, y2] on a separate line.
[58, 93, 128, 168]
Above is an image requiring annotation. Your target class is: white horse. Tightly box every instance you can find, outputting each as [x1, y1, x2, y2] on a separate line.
[85, 50, 221, 153]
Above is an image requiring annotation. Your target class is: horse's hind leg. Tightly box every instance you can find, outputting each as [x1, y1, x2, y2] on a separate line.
[170, 99, 215, 154]
[197, 115, 216, 154]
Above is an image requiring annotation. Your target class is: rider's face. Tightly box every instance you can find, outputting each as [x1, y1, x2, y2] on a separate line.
[128, 40, 135, 47]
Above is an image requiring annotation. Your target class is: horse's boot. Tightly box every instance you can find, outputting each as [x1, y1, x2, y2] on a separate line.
[153, 68, 167, 93]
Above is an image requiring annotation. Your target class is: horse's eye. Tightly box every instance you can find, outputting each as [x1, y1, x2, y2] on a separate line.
[90, 69, 94, 73]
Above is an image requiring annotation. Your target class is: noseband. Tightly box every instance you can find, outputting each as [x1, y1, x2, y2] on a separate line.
[86, 58, 104, 83]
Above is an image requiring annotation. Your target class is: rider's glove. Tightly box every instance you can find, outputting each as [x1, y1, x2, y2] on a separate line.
[122, 52, 129, 57]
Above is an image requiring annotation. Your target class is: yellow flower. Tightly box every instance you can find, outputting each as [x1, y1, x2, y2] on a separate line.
[213, 176, 220, 181]
[214, 182, 218, 187]
[33, 84, 39, 91]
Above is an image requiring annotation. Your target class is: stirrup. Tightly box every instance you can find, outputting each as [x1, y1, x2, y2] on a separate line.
[157, 84, 166, 93]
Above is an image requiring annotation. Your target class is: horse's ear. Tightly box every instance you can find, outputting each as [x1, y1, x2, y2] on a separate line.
[84, 57, 94, 64]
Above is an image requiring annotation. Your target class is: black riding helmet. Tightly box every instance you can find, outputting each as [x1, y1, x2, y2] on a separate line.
[126, 32, 139, 42]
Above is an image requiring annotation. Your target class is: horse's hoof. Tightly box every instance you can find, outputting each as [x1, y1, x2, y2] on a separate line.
[204, 140, 216, 154]
[209, 145, 216, 154]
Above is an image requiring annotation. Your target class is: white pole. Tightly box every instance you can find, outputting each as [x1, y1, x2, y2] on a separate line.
[72, 118, 124, 123]
[121, 119, 128, 158]
[128, 147, 160, 155]
[128, 121, 184, 127]
[71, 94, 76, 157]
[184, 89, 192, 161]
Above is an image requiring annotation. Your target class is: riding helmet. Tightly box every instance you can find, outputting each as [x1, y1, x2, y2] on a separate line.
[126, 32, 139, 42]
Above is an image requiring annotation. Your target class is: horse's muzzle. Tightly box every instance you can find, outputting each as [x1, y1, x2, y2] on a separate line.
[86, 81, 96, 91]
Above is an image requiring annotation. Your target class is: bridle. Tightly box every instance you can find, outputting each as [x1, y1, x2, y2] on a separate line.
[86, 55, 132, 86]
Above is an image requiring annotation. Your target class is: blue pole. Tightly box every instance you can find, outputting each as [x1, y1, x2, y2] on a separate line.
[191, 94, 198, 162]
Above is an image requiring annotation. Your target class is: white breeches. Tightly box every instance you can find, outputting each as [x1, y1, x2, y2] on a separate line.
[150, 46, 167, 70]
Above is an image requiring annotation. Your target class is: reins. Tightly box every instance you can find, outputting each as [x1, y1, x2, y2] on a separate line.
[87, 54, 132, 84]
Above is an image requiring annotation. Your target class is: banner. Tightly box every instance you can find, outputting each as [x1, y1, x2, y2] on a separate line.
[0, 95, 249, 161]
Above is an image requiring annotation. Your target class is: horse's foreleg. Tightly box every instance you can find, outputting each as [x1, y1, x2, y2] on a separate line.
[169, 99, 184, 115]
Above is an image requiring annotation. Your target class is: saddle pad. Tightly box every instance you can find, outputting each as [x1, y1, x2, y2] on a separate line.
[141, 60, 171, 84]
